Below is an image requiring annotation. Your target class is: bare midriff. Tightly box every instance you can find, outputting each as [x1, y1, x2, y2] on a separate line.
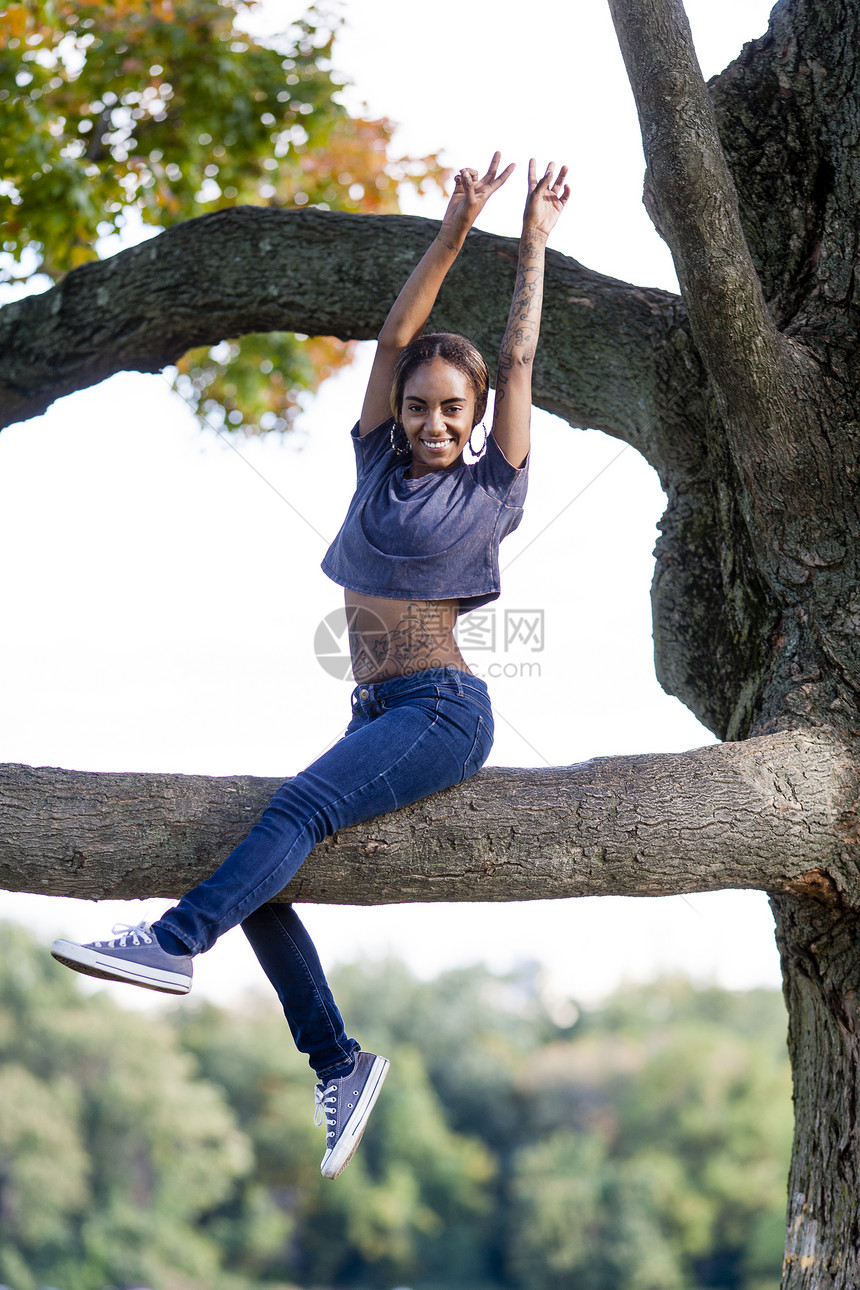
[344, 590, 470, 682]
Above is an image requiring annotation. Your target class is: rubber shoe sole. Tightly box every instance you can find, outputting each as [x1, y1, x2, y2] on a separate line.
[50, 938, 192, 995]
[321, 1054, 390, 1180]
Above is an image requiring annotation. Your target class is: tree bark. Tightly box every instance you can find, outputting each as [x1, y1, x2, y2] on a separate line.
[0, 208, 701, 480]
[709, 0, 860, 332]
[610, 0, 860, 741]
[773, 889, 860, 1289]
[1, 731, 856, 906]
[609, 1, 860, 1285]
[608, 0, 792, 413]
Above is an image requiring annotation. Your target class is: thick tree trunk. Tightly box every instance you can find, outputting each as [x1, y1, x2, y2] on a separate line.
[773, 890, 860, 1289]
[606, 1, 860, 1284]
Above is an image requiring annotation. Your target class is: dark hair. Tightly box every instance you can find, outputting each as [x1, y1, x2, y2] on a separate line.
[389, 333, 490, 427]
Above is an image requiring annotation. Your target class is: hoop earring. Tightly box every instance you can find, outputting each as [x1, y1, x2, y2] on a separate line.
[389, 420, 411, 456]
[469, 422, 488, 457]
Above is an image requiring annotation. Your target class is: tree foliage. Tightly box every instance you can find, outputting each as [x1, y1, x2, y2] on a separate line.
[0, 0, 446, 431]
[0, 923, 250, 1290]
[0, 923, 791, 1290]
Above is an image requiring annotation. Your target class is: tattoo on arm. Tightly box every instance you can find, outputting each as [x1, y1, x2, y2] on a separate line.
[495, 348, 513, 404]
[496, 236, 546, 401]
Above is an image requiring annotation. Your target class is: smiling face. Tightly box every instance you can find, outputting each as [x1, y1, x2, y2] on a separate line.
[400, 358, 477, 478]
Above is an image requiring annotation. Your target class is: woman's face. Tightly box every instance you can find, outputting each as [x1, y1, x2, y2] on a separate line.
[400, 358, 477, 478]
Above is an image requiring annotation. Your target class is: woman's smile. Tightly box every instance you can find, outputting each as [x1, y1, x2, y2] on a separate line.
[419, 434, 455, 450]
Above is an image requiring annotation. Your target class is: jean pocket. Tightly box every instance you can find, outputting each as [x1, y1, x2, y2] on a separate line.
[464, 692, 494, 723]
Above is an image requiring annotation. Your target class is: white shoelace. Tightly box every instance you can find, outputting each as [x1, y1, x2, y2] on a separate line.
[314, 1081, 338, 1139]
[93, 921, 153, 949]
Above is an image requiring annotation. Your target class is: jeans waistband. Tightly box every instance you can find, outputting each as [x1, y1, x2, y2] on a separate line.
[350, 667, 489, 704]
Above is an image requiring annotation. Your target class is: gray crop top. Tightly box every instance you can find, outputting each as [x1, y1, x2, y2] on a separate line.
[321, 417, 529, 614]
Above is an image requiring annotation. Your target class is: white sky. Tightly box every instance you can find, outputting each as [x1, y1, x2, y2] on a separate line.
[0, 0, 782, 1013]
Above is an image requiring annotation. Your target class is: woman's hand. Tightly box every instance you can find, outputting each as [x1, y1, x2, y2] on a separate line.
[439, 151, 515, 243]
[523, 159, 570, 239]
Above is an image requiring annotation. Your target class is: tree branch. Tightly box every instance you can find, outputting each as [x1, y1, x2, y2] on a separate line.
[0, 206, 703, 479]
[607, 0, 860, 733]
[607, 0, 795, 417]
[2, 732, 857, 907]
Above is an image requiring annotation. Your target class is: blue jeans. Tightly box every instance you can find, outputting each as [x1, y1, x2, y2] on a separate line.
[154, 668, 494, 1080]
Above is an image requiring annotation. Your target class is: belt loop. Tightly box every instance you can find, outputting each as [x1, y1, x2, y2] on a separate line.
[445, 666, 464, 696]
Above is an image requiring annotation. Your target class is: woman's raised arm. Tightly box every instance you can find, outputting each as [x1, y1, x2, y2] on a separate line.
[359, 153, 514, 436]
[490, 160, 570, 469]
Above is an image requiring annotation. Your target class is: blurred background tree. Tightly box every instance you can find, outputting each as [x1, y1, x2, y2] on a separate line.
[0, 0, 447, 433]
[0, 922, 792, 1289]
[0, 922, 251, 1290]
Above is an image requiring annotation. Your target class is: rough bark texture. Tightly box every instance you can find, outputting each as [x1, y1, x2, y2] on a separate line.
[773, 888, 860, 1287]
[0, 209, 701, 483]
[2, 0, 860, 1282]
[607, 2, 860, 1285]
[2, 732, 855, 905]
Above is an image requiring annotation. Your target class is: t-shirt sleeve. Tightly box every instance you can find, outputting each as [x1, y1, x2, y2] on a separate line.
[352, 418, 395, 480]
[471, 432, 529, 506]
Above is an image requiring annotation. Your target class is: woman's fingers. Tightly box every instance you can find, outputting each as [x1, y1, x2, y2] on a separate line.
[459, 168, 477, 199]
[493, 161, 516, 189]
[460, 152, 576, 209]
[481, 152, 514, 192]
[458, 154, 515, 198]
[529, 159, 562, 193]
[526, 160, 571, 204]
[536, 161, 554, 191]
[484, 150, 502, 182]
[549, 165, 570, 206]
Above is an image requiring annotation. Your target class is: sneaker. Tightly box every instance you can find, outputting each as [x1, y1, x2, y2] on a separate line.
[314, 1051, 390, 1179]
[50, 921, 193, 995]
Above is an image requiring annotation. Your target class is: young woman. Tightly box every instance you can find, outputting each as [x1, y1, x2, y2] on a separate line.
[51, 154, 569, 1179]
